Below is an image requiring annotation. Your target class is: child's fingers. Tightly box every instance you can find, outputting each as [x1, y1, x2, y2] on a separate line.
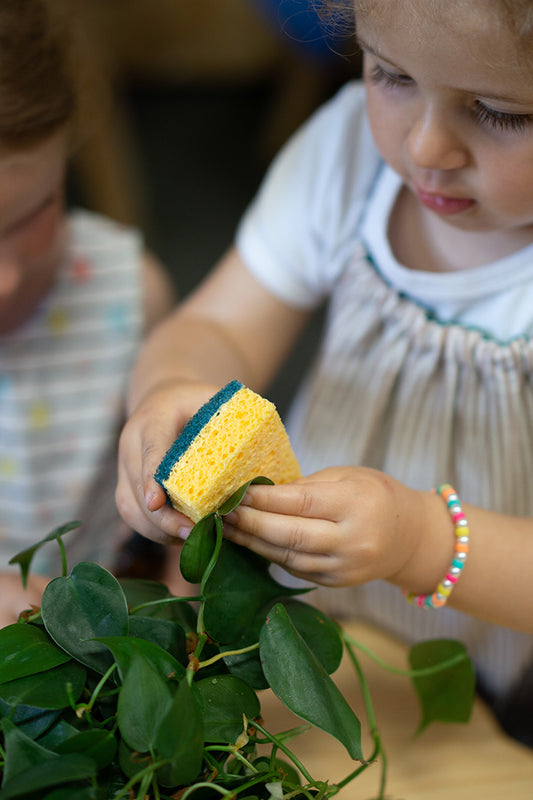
[115, 475, 190, 546]
[241, 482, 343, 521]
[223, 520, 335, 579]
[224, 504, 336, 554]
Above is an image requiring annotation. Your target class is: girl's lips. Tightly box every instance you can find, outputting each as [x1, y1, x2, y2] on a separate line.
[417, 189, 475, 215]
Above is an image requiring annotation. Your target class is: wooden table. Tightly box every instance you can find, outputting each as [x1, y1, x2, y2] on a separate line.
[258, 621, 533, 799]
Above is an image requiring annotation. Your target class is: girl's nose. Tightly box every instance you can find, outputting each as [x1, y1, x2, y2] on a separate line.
[406, 106, 468, 171]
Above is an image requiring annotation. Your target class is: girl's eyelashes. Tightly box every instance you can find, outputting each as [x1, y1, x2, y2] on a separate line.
[368, 63, 413, 90]
[472, 101, 532, 134]
[368, 61, 533, 135]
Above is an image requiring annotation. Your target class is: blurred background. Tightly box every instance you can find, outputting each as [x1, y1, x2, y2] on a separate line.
[70, 0, 361, 413]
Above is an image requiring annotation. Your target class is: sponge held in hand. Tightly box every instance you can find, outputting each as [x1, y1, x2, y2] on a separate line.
[154, 380, 301, 522]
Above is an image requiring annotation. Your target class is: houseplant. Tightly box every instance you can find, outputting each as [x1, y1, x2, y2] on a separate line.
[0, 479, 475, 800]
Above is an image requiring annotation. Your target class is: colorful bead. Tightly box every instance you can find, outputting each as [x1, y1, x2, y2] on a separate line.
[404, 484, 469, 610]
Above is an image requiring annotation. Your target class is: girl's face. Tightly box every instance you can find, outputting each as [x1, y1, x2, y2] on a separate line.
[357, 1, 533, 245]
[0, 130, 68, 334]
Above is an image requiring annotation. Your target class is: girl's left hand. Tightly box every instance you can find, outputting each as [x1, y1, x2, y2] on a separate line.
[223, 467, 428, 588]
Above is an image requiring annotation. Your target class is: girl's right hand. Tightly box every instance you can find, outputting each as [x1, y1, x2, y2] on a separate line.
[115, 380, 218, 544]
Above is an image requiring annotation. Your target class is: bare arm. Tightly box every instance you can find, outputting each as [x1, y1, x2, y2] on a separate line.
[116, 246, 310, 543]
[141, 250, 177, 334]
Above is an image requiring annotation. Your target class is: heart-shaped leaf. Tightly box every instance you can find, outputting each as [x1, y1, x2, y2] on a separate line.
[409, 639, 475, 734]
[154, 680, 204, 787]
[8, 522, 81, 587]
[195, 674, 260, 742]
[282, 601, 343, 676]
[0, 624, 70, 684]
[54, 730, 117, 770]
[116, 652, 174, 752]
[41, 562, 129, 673]
[0, 662, 85, 710]
[179, 514, 216, 583]
[0, 698, 58, 740]
[120, 578, 197, 630]
[0, 719, 96, 796]
[260, 604, 362, 761]
[203, 541, 302, 646]
[97, 635, 186, 684]
[128, 616, 187, 665]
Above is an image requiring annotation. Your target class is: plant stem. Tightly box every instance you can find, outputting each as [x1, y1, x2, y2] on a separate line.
[198, 642, 259, 670]
[205, 744, 260, 774]
[343, 634, 467, 678]
[86, 662, 118, 712]
[196, 514, 224, 635]
[252, 720, 315, 784]
[57, 536, 68, 577]
[111, 760, 167, 799]
[341, 639, 386, 799]
[129, 595, 203, 615]
[179, 782, 234, 799]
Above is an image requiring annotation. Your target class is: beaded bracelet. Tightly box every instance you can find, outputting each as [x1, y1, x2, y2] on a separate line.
[404, 483, 469, 609]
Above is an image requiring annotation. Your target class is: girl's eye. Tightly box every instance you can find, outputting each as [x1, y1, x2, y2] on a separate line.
[473, 101, 532, 134]
[368, 63, 413, 91]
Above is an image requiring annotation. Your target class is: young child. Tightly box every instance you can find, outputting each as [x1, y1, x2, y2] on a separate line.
[0, 0, 175, 626]
[116, 0, 533, 741]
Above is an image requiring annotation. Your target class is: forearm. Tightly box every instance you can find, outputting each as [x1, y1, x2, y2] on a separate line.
[395, 489, 533, 634]
[128, 313, 255, 413]
[128, 247, 309, 414]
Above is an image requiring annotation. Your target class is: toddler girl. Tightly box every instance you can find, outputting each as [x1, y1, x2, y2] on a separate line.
[116, 0, 533, 743]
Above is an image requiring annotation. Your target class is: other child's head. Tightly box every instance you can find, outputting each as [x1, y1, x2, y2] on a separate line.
[0, 0, 82, 334]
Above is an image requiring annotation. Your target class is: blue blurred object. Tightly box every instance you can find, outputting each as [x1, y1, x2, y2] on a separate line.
[252, 0, 343, 61]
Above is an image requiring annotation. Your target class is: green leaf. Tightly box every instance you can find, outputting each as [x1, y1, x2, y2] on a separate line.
[116, 652, 174, 751]
[0, 698, 58, 739]
[0, 719, 96, 798]
[37, 720, 79, 750]
[0, 756, 96, 800]
[222, 645, 268, 690]
[41, 562, 129, 674]
[8, 522, 81, 588]
[179, 513, 216, 583]
[128, 615, 187, 665]
[0, 624, 70, 684]
[54, 730, 117, 770]
[260, 604, 363, 761]
[155, 679, 204, 787]
[203, 540, 302, 646]
[120, 577, 197, 629]
[408, 639, 475, 734]
[195, 674, 260, 742]
[218, 476, 274, 516]
[97, 635, 186, 683]
[0, 661, 85, 710]
[283, 601, 343, 676]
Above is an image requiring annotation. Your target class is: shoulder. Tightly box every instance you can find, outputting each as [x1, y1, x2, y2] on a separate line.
[67, 208, 143, 256]
[236, 80, 382, 308]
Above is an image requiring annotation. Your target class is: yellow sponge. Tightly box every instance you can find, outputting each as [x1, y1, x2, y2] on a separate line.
[154, 380, 301, 522]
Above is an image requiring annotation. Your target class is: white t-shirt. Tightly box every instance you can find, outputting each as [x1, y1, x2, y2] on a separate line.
[236, 81, 533, 698]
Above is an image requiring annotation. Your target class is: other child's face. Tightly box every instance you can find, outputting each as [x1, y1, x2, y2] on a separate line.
[356, 0, 533, 240]
[0, 130, 68, 334]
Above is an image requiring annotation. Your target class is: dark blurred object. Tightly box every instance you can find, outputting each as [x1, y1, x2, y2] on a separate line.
[113, 531, 167, 582]
[71, 0, 361, 227]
